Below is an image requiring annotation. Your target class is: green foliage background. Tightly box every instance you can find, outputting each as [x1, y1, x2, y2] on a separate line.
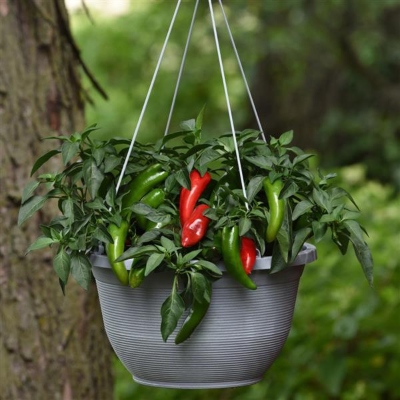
[68, 1, 400, 398]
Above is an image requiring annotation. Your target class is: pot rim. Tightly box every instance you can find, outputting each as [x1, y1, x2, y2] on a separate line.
[90, 243, 317, 271]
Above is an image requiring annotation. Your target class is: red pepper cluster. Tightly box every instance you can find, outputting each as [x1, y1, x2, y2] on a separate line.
[180, 170, 212, 248]
[179, 169, 256, 275]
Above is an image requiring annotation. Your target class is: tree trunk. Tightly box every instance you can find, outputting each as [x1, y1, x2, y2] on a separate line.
[0, 1, 113, 399]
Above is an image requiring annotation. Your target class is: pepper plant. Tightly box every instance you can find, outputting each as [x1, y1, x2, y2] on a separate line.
[19, 110, 373, 344]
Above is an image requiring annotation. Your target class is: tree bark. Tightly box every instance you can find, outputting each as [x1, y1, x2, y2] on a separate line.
[0, 1, 113, 399]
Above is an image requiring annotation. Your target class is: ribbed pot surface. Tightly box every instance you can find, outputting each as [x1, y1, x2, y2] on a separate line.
[92, 244, 316, 389]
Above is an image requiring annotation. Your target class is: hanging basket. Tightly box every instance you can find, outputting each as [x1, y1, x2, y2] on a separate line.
[91, 244, 316, 389]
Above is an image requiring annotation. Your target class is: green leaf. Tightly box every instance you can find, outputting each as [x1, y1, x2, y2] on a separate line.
[160, 236, 177, 254]
[184, 144, 211, 159]
[71, 214, 92, 236]
[68, 234, 87, 251]
[80, 123, 99, 140]
[42, 135, 70, 141]
[58, 277, 66, 296]
[116, 244, 158, 262]
[61, 141, 80, 165]
[162, 130, 190, 145]
[104, 155, 122, 173]
[195, 106, 205, 130]
[313, 188, 331, 213]
[312, 221, 328, 243]
[145, 253, 165, 276]
[276, 204, 292, 263]
[180, 118, 196, 131]
[70, 253, 92, 290]
[190, 271, 210, 303]
[244, 155, 272, 170]
[160, 285, 185, 342]
[145, 213, 171, 225]
[105, 185, 116, 208]
[278, 130, 293, 146]
[130, 203, 152, 216]
[344, 222, 374, 287]
[238, 217, 251, 236]
[334, 229, 350, 255]
[292, 200, 314, 220]
[270, 242, 288, 273]
[293, 153, 314, 166]
[61, 197, 75, 224]
[182, 249, 202, 264]
[83, 158, 104, 200]
[332, 204, 345, 220]
[320, 214, 336, 223]
[86, 198, 108, 211]
[341, 210, 361, 221]
[92, 147, 105, 166]
[214, 216, 229, 230]
[175, 169, 191, 190]
[53, 248, 71, 283]
[198, 148, 221, 167]
[343, 220, 366, 244]
[194, 260, 222, 276]
[26, 236, 56, 253]
[30, 149, 60, 176]
[18, 195, 47, 226]
[290, 227, 313, 262]
[21, 181, 40, 204]
[92, 225, 113, 244]
[330, 187, 360, 210]
[280, 180, 299, 199]
[246, 176, 264, 203]
[137, 230, 161, 245]
[203, 208, 218, 220]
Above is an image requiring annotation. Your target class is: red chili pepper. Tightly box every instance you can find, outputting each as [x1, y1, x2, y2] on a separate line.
[179, 170, 211, 226]
[240, 237, 257, 274]
[181, 204, 210, 248]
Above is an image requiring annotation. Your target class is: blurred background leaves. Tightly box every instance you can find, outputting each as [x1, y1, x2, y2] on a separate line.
[70, 0, 400, 188]
[66, 0, 400, 398]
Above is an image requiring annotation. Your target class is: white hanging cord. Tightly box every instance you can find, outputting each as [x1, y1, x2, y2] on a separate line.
[218, 0, 266, 142]
[208, 0, 249, 209]
[164, 0, 200, 137]
[115, 0, 182, 195]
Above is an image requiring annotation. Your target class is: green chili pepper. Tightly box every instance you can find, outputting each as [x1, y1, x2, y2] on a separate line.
[263, 177, 285, 243]
[136, 188, 165, 231]
[129, 265, 146, 288]
[121, 164, 168, 218]
[106, 221, 129, 286]
[174, 293, 211, 345]
[221, 226, 257, 290]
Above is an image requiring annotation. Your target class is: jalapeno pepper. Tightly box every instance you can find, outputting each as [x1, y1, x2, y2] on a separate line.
[263, 177, 285, 243]
[175, 285, 212, 344]
[106, 221, 129, 285]
[221, 226, 257, 290]
[121, 163, 168, 218]
[135, 188, 165, 231]
[240, 237, 257, 274]
[179, 169, 211, 226]
[174, 293, 211, 345]
[181, 204, 210, 248]
[129, 265, 146, 288]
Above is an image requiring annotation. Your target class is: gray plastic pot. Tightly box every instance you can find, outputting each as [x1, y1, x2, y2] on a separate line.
[91, 243, 317, 389]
